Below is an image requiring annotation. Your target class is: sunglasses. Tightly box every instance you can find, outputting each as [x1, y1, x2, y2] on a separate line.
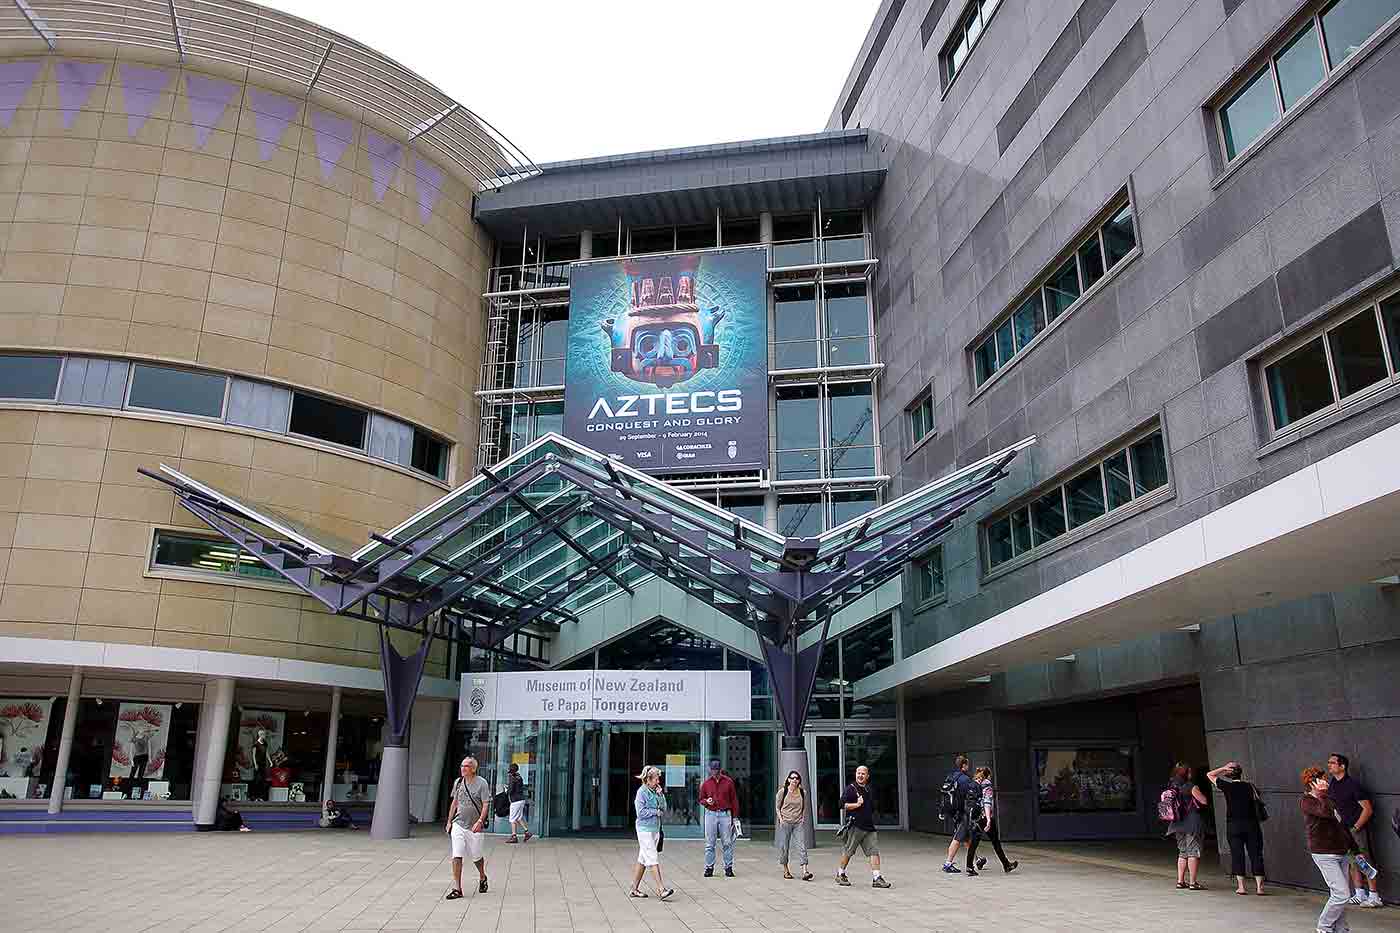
[787, 774, 802, 782]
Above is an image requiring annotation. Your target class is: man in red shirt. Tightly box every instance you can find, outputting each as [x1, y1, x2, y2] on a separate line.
[699, 759, 740, 877]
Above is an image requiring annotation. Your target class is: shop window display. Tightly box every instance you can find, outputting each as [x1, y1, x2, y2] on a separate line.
[0, 698, 55, 798]
[222, 708, 331, 803]
[333, 713, 385, 803]
[1035, 747, 1136, 813]
[47, 699, 201, 800]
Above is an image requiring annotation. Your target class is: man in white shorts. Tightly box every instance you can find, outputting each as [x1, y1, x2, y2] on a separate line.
[445, 756, 492, 899]
[506, 762, 532, 843]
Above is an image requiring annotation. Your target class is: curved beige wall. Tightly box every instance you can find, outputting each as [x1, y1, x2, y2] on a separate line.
[0, 50, 493, 675]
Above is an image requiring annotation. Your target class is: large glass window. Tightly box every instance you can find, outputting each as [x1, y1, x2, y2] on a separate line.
[0, 354, 62, 400]
[824, 282, 871, 365]
[774, 286, 819, 369]
[128, 364, 226, 418]
[719, 494, 767, 528]
[973, 197, 1136, 387]
[675, 223, 717, 251]
[941, 0, 1004, 84]
[907, 390, 935, 449]
[776, 384, 822, 479]
[821, 210, 866, 262]
[629, 227, 674, 255]
[721, 217, 761, 246]
[289, 392, 368, 449]
[831, 489, 878, 526]
[1264, 295, 1400, 434]
[58, 698, 202, 801]
[844, 731, 900, 825]
[772, 213, 815, 267]
[152, 530, 284, 582]
[597, 619, 725, 670]
[777, 493, 824, 537]
[1217, 0, 1399, 163]
[412, 432, 449, 480]
[984, 428, 1169, 570]
[828, 382, 875, 477]
[914, 546, 945, 604]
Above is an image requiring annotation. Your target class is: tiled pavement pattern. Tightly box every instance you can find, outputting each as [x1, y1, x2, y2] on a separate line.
[8, 830, 1400, 932]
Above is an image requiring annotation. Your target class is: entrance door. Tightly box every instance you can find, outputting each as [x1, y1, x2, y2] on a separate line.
[808, 732, 844, 829]
[605, 724, 645, 831]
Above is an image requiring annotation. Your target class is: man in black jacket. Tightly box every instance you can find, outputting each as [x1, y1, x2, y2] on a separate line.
[505, 762, 532, 843]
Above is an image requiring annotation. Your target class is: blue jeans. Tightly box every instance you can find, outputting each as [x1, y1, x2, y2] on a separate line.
[704, 810, 734, 868]
[1312, 854, 1352, 933]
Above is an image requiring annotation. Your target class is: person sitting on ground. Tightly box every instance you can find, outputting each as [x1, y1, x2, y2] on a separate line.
[321, 798, 357, 829]
[215, 796, 251, 832]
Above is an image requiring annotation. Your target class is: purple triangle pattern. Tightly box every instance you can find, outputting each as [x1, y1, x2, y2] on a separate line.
[366, 132, 403, 201]
[412, 155, 444, 223]
[184, 74, 238, 150]
[55, 60, 105, 129]
[119, 64, 170, 138]
[247, 88, 299, 161]
[310, 109, 353, 181]
[0, 61, 42, 128]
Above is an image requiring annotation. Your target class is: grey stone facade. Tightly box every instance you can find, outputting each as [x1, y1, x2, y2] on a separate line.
[836, 0, 1400, 893]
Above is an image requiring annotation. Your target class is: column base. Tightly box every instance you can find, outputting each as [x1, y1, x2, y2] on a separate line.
[370, 744, 411, 839]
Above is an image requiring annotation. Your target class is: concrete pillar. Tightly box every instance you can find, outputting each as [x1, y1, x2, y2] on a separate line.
[320, 686, 342, 805]
[579, 230, 593, 260]
[424, 699, 453, 822]
[371, 744, 411, 839]
[759, 212, 774, 244]
[193, 677, 235, 829]
[46, 668, 83, 814]
[779, 740, 817, 849]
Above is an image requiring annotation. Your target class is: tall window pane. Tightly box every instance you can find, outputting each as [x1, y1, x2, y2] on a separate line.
[722, 217, 761, 246]
[535, 307, 568, 386]
[829, 382, 876, 477]
[774, 286, 819, 369]
[533, 400, 564, 440]
[1321, 0, 1400, 66]
[289, 393, 368, 449]
[995, 319, 1015, 365]
[987, 515, 1014, 566]
[776, 385, 822, 479]
[843, 615, 895, 681]
[0, 354, 62, 399]
[832, 490, 878, 525]
[1381, 295, 1400, 375]
[1104, 450, 1133, 510]
[1012, 292, 1044, 351]
[1221, 66, 1280, 160]
[629, 227, 673, 255]
[1275, 24, 1327, 109]
[1066, 465, 1107, 528]
[128, 364, 226, 418]
[1078, 236, 1106, 292]
[1011, 507, 1032, 554]
[1031, 490, 1067, 544]
[1328, 310, 1388, 398]
[412, 433, 448, 479]
[1129, 432, 1169, 495]
[1266, 337, 1335, 429]
[720, 494, 766, 527]
[916, 548, 945, 601]
[777, 494, 824, 537]
[1102, 204, 1137, 268]
[675, 223, 716, 251]
[825, 282, 871, 365]
[974, 338, 998, 384]
[1044, 257, 1081, 321]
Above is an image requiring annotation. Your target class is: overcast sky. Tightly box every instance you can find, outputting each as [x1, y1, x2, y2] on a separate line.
[265, 0, 881, 165]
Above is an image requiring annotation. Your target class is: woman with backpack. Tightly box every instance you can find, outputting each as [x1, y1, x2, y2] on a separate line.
[1163, 762, 1210, 889]
[1206, 760, 1266, 895]
[774, 770, 812, 880]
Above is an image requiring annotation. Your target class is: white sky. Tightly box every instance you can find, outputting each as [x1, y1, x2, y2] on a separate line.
[264, 0, 881, 165]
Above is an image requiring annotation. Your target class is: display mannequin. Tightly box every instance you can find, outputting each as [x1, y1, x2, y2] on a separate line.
[249, 729, 271, 801]
[129, 728, 150, 783]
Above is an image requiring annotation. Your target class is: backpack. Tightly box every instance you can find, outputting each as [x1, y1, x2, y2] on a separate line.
[1158, 784, 1188, 823]
[939, 772, 964, 822]
[493, 790, 510, 818]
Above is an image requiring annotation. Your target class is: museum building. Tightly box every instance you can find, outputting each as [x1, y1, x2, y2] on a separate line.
[0, 0, 1398, 899]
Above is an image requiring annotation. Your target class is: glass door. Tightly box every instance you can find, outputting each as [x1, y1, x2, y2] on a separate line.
[808, 732, 844, 829]
[648, 723, 703, 837]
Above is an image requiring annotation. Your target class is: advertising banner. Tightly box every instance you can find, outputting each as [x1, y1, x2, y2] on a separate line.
[0, 698, 53, 779]
[459, 670, 751, 722]
[563, 247, 769, 473]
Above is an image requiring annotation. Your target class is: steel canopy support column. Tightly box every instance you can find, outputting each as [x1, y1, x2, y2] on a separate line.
[321, 686, 342, 805]
[46, 667, 82, 814]
[761, 607, 829, 849]
[371, 627, 434, 839]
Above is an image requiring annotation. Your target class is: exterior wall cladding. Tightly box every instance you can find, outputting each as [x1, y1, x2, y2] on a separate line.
[835, 0, 1400, 892]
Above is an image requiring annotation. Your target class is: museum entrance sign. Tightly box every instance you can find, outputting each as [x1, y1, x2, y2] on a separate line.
[459, 670, 751, 722]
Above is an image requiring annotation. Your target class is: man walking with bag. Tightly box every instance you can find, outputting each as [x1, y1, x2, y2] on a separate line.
[444, 757, 491, 899]
[836, 765, 890, 888]
[941, 755, 977, 873]
[699, 758, 740, 877]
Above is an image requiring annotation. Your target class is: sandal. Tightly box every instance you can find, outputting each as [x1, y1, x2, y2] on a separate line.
[1189, 883, 1206, 891]
[1176, 882, 1188, 889]
[783, 869, 794, 880]
[445, 889, 463, 900]
[628, 889, 648, 899]
[658, 888, 674, 901]
[802, 871, 813, 881]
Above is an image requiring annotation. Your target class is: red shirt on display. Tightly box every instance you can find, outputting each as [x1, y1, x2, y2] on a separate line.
[699, 773, 740, 816]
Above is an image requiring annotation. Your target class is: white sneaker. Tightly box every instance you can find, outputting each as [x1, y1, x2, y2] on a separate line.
[1348, 894, 1367, 905]
[1363, 894, 1384, 908]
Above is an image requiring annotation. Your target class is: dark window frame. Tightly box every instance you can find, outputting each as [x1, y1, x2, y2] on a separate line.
[905, 386, 936, 453]
[939, 0, 1004, 89]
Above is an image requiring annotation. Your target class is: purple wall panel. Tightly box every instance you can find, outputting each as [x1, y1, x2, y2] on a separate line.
[366, 131, 403, 201]
[184, 74, 239, 150]
[55, 60, 105, 128]
[0, 61, 42, 128]
[119, 64, 170, 138]
[246, 88, 299, 161]
[413, 155, 444, 223]
[310, 109, 354, 180]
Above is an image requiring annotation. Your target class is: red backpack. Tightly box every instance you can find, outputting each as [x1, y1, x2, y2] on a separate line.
[1158, 784, 1189, 823]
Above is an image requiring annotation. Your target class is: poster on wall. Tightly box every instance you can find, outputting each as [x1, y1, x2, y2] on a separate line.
[563, 247, 770, 473]
[0, 698, 53, 779]
[1035, 747, 1136, 813]
[236, 709, 286, 779]
[109, 703, 173, 781]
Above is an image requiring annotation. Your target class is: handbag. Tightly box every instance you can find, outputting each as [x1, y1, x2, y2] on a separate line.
[834, 783, 854, 838]
[1250, 782, 1269, 822]
[657, 827, 665, 852]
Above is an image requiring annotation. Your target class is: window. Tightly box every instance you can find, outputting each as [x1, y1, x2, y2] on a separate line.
[719, 494, 767, 527]
[152, 530, 283, 581]
[821, 211, 866, 262]
[772, 212, 816, 267]
[906, 390, 935, 449]
[0, 354, 62, 399]
[289, 393, 368, 449]
[941, 0, 1003, 84]
[914, 546, 945, 604]
[629, 227, 673, 255]
[412, 432, 449, 480]
[58, 357, 128, 407]
[972, 197, 1136, 388]
[831, 489, 878, 526]
[499, 399, 564, 455]
[1263, 292, 1400, 433]
[776, 384, 822, 479]
[127, 363, 227, 418]
[982, 427, 1169, 570]
[774, 286, 819, 369]
[721, 216, 761, 246]
[675, 223, 716, 251]
[1217, 0, 1400, 162]
[828, 382, 876, 477]
[824, 282, 872, 365]
[777, 493, 824, 537]
[592, 231, 619, 258]
[1037, 747, 1136, 813]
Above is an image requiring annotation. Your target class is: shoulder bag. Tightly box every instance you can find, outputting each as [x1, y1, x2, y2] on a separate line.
[1249, 782, 1269, 822]
[834, 783, 854, 838]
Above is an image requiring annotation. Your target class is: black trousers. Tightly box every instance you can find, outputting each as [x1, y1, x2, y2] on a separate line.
[1226, 824, 1265, 878]
[130, 754, 148, 782]
[967, 817, 1013, 870]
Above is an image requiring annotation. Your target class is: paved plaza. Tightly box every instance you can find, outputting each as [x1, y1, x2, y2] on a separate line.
[6, 830, 1400, 932]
